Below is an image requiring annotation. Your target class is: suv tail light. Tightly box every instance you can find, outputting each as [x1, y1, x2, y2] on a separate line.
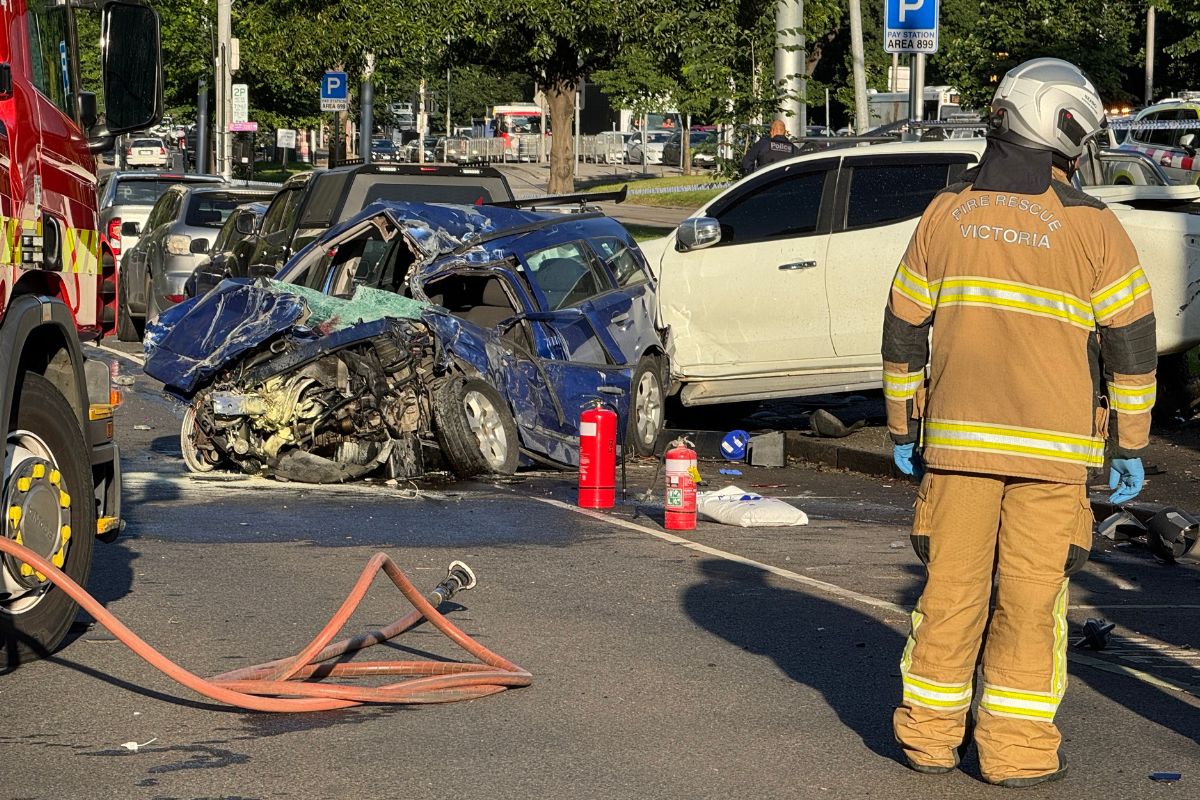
[159, 146, 166, 155]
[107, 217, 122, 256]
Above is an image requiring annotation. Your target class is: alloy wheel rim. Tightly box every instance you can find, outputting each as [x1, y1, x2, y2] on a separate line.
[635, 371, 663, 447]
[463, 391, 509, 470]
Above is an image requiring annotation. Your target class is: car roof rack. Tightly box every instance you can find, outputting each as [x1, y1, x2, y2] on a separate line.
[489, 185, 627, 211]
[450, 211, 604, 255]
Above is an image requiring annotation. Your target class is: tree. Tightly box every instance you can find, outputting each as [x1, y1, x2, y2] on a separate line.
[462, 0, 632, 192]
[933, 0, 1142, 110]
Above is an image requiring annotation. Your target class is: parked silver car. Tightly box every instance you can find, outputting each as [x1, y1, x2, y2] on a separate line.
[117, 186, 276, 340]
[98, 172, 224, 278]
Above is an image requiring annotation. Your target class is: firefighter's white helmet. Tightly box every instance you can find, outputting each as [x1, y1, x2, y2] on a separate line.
[989, 58, 1106, 160]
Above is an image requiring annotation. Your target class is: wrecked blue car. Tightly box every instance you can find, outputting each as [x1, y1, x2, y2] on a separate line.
[143, 201, 666, 482]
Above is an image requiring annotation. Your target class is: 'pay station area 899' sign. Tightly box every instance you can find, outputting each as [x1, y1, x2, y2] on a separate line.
[885, 0, 940, 54]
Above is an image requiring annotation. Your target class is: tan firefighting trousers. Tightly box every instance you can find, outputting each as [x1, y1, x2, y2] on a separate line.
[893, 470, 1093, 783]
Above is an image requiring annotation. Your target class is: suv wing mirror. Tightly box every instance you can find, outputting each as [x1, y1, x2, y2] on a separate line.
[1181, 133, 1196, 156]
[235, 213, 259, 236]
[675, 217, 722, 252]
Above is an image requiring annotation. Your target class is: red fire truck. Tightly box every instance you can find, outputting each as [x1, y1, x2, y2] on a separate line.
[1, 0, 162, 662]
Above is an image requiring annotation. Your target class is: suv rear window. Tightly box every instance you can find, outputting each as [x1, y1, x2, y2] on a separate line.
[357, 177, 502, 207]
[112, 180, 185, 206]
[132, 138, 163, 148]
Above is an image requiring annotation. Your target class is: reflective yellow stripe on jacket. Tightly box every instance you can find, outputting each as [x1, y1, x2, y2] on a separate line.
[1108, 381, 1156, 413]
[1092, 267, 1150, 322]
[923, 419, 1104, 468]
[883, 368, 924, 401]
[933, 276, 1095, 331]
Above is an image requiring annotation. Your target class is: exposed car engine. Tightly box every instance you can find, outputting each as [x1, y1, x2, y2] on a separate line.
[181, 319, 441, 483]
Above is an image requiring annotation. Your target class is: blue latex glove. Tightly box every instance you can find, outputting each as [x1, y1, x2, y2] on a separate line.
[1108, 457, 1145, 504]
[893, 442, 925, 480]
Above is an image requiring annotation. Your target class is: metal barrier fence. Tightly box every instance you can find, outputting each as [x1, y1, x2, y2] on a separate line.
[408, 133, 632, 165]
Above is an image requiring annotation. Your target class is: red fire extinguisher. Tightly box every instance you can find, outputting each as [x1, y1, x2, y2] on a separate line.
[578, 402, 617, 509]
[664, 438, 697, 530]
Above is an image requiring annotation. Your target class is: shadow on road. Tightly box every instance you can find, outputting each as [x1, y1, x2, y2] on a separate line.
[683, 558, 909, 765]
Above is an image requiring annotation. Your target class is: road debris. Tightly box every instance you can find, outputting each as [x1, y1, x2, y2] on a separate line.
[120, 738, 157, 752]
[697, 485, 809, 527]
[808, 408, 865, 438]
[1073, 618, 1115, 650]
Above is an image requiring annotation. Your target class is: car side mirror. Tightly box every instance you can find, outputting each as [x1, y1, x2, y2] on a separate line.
[1181, 133, 1196, 156]
[675, 217, 722, 252]
[235, 214, 258, 235]
[189, 238, 210, 254]
[120, 220, 141, 237]
[248, 263, 277, 280]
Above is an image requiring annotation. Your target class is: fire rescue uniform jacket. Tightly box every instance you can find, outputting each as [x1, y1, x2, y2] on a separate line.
[882, 167, 1156, 782]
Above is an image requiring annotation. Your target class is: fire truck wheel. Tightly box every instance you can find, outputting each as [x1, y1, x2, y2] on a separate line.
[433, 377, 518, 478]
[1, 373, 95, 664]
[629, 355, 666, 456]
[116, 273, 140, 342]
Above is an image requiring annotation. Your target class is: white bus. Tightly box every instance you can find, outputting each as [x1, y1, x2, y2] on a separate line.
[867, 86, 964, 128]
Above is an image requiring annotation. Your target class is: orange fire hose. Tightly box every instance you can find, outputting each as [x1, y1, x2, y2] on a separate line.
[0, 537, 531, 711]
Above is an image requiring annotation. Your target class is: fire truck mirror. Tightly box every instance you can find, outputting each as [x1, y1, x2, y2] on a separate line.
[101, 2, 163, 135]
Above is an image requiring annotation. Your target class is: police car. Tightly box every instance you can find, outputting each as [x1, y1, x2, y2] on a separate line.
[1117, 96, 1200, 185]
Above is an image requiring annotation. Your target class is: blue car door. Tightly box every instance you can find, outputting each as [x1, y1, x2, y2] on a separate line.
[583, 233, 658, 367]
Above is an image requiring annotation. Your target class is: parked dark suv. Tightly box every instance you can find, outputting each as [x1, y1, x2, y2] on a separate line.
[232, 162, 516, 280]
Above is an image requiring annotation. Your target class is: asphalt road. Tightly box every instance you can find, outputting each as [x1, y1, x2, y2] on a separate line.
[0, 341, 1196, 800]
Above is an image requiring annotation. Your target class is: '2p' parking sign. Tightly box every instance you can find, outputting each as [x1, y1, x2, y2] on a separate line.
[884, 0, 940, 54]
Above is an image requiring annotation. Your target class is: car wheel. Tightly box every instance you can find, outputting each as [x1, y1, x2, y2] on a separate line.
[433, 376, 519, 477]
[116, 270, 141, 342]
[1, 374, 95, 663]
[629, 355, 666, 456]
[180, 406, 216, 473]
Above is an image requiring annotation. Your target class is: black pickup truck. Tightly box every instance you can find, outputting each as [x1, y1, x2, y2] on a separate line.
[194, 163, 515, 294]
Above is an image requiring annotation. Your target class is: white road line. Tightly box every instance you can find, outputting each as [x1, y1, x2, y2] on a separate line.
[88, 342, 145, 367]
[532, 497, 907, 615]
[535, 497, 1198, 697]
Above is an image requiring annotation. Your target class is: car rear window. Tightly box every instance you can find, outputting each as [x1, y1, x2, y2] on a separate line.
[186, 195, 257, 228]
[132, 138, 163, 148]
[113, 180, 188, 206]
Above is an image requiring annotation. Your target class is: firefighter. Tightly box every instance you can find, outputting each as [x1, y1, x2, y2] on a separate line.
[882, 58, 1155, 787]
[740, 119, 799, 174]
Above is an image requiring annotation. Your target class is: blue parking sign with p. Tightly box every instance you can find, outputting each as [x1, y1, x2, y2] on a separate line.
[321, 71, 347, 100]
[884, 0, 940, 54]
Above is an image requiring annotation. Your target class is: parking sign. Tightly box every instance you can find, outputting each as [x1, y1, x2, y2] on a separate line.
[320, 71, 349, 112]
[884, 0, 940, 54]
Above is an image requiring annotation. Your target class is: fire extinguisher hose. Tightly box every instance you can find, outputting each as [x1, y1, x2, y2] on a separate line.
[0, 536, 531, 712]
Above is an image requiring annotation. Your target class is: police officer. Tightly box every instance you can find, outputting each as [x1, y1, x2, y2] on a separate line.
[882, 58, 1155, 787]
[740, 119, 799, 174]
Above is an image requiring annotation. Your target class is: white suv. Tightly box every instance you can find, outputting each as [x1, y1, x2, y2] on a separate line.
[640, 140, 1200, 408]
[125, 136, 171, 169]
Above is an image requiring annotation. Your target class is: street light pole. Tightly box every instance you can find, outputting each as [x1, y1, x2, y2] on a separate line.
[774, 0, 805, 137]
[360, 53, 375, 163]
[1145, 6, 1156, 106]
[848, 0, 869, 134]
[216, 0, 232, 179]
